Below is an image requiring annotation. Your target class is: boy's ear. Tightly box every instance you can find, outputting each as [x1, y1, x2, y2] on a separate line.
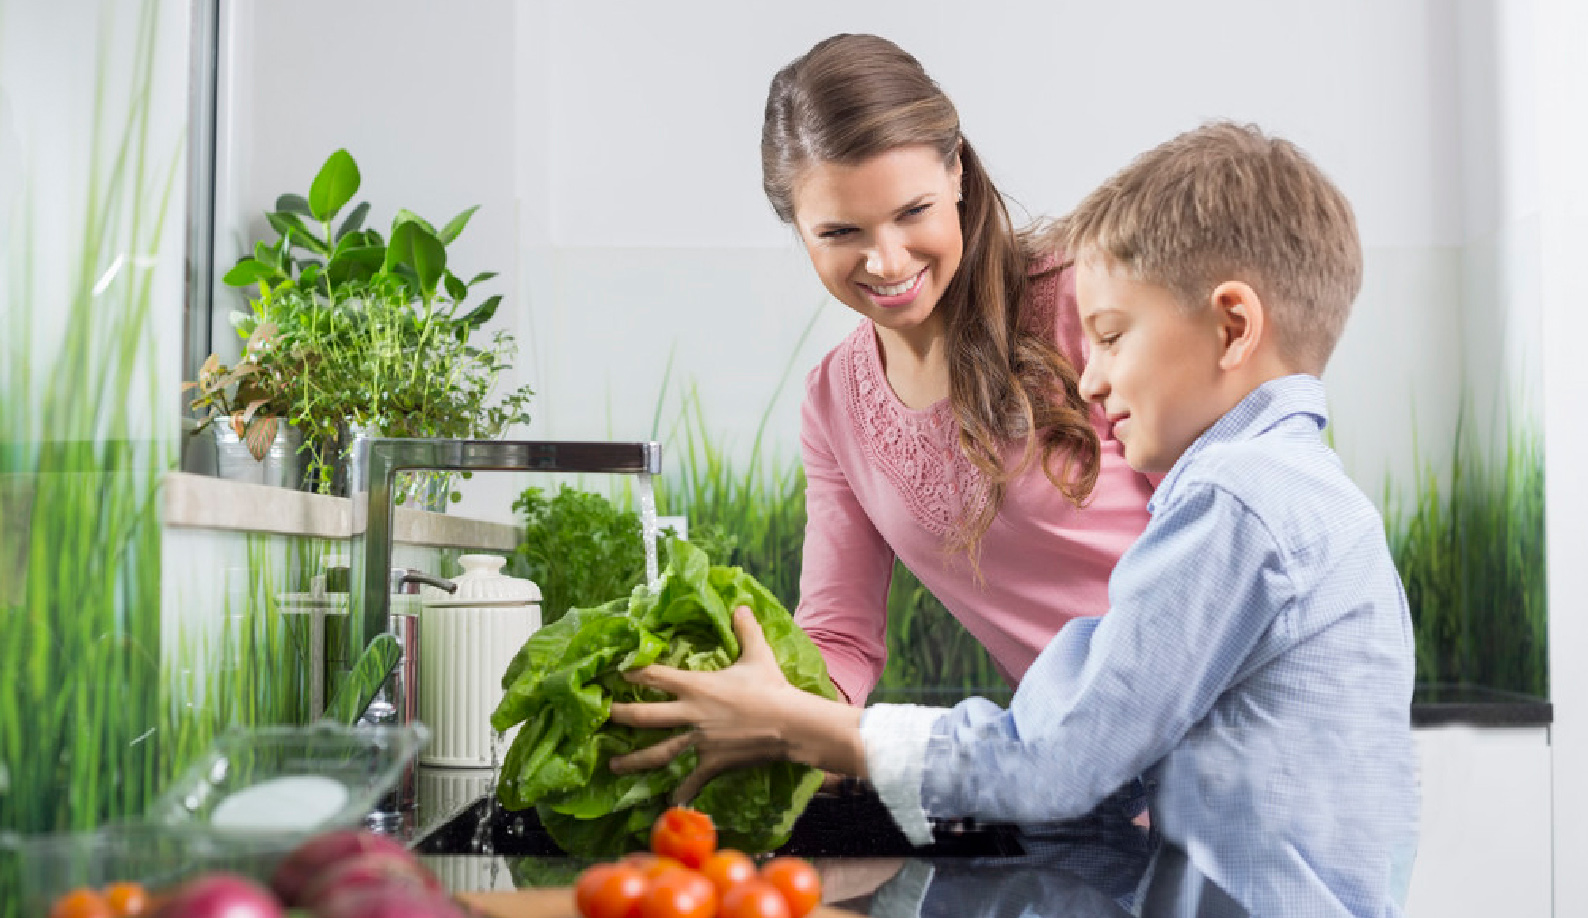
[1210, 280, 1265, 370]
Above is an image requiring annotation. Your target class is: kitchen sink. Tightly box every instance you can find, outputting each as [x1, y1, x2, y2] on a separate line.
[412, 783, 1027, 859]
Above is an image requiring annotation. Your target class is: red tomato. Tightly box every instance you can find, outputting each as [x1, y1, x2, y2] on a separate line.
[623, 852, 687, 881]
[650, 806, 717, 869]
[760, 857, 822, 918]
[102, 883, 150, 918]
[638, 868, 717, 918]
[49, 889, 112, 918]
[575, 863, 648, 918]
[700, 849, 758, 895]
[720, 879, 793, 918]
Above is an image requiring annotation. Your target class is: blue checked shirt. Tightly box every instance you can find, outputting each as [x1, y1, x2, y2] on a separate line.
[861, 375, 1420, 918]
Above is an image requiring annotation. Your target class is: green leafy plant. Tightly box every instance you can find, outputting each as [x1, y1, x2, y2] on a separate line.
[220, 149, 534, 494]
[182, 323, 293, 459]
[492, 539, 837, 856]
[512, 486, 650, 627]
[511, 485, 723, 626]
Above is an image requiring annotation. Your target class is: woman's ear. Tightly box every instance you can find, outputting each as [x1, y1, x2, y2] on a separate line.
[1210, 280, 1265, 370]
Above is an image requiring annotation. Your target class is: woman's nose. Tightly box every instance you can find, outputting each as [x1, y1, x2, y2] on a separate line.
[865, 230, 910, 279]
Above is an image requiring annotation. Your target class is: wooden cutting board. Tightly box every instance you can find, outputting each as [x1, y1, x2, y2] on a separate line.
[457, 888, 863, 918]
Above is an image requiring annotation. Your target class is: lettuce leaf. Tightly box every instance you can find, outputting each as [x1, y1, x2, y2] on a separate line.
[491, 537, 839, 855]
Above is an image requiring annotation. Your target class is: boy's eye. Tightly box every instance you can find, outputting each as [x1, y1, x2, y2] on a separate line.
[901, 203, 931, 218]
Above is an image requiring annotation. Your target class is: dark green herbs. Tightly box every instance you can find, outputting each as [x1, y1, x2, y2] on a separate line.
[491, 538, 838, 856]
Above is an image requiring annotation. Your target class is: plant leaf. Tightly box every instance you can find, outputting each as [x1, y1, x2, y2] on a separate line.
[336, 201, 371, 241]
[254, 240, 279, 272]
[440, 205, 479, 244]
[444, 270, 468, 303]
[458, 294, 502, 330]
[386, 221, 447, 297]
[392, 208, 439, 238]
[243, 415, 278, 460]
[308, 149, 361, 222]
[276, 193, 313, 216]
[223, 258, 273, 287]
[467, 271, 498, 287]
[267, 211, 330, 257]
[326, 246, 386, 287]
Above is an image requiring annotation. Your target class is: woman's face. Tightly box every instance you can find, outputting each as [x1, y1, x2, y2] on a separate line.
[790, 145, 964, 342]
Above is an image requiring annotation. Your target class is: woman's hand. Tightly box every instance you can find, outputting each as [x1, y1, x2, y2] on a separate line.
[608, 606, 867, 804]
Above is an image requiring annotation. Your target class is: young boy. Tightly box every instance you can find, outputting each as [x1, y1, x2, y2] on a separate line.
[612, 122, 1418, 918]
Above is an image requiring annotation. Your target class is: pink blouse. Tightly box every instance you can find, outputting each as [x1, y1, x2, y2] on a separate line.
[793, 259, 1155, 704]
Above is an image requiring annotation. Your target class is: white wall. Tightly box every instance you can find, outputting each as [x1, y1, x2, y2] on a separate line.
[1533, 0, 1588, 913]
[220, 0, 1535, 524]
[213, 1, 1571, 911]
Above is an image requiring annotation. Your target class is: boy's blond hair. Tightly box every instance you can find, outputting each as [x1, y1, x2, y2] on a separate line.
[1058, 122, 1362, 373]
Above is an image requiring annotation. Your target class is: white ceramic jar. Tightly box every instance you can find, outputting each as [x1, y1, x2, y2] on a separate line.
[419, 554, 541, 767]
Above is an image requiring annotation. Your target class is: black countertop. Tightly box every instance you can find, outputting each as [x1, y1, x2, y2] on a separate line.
[1410, 683, 1552, 727]
[416, 684, 1545, 913]
[418, 794, 1236, 917]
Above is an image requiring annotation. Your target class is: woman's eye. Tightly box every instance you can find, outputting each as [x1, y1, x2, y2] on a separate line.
[817, 227, 856, 240]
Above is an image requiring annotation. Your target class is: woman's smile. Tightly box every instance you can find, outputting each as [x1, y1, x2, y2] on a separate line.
[857, 268, 927, 308]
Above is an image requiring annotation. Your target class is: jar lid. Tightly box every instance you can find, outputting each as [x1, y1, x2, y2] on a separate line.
[422, 554, 541, 607]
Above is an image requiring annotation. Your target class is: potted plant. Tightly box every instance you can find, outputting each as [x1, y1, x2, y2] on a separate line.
[219, 149, 534, 505]
[184, 322, 301, 487]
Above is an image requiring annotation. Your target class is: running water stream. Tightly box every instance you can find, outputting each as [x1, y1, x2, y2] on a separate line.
[637, 472, 661, 591]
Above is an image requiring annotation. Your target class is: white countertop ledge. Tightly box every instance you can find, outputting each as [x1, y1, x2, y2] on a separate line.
[160, 472, 521, 551]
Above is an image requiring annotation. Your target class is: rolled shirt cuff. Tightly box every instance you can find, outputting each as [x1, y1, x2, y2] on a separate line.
[859, 703, 950, 847]
[867, 859, 935, 918]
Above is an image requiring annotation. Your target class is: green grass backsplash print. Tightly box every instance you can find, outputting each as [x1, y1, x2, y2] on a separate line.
[1385, 413, 1547, 697]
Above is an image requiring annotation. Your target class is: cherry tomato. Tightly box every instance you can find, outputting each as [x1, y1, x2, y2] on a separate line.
[700, 848, 758, 895]
[623, 852, 687, 881]
[760, 857, 822, 918]
[638, 867, 717, 918]
[720, 879, 793, 918]
[650, 806, 717, 869]
[102, 883, 150, 918]
[49, 889, 112, 918]
[575, 863, 648, 918]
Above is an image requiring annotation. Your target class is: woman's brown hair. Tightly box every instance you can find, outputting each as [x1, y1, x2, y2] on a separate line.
[762, 33, 1100, 559]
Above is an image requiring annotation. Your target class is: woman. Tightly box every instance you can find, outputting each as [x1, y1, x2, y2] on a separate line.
[612, 33, 1152, 792]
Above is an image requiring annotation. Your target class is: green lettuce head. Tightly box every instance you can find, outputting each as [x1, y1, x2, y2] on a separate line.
[491, 538, 839, 856]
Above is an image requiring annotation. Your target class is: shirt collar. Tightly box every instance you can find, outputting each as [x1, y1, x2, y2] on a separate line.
[1148, 374, 1329, 513]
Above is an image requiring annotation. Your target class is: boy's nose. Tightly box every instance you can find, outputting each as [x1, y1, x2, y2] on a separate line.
[1078, 357, 1106, 403]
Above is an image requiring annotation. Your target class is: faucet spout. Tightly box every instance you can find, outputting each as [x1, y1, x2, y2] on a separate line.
[348, 438, 662, 671]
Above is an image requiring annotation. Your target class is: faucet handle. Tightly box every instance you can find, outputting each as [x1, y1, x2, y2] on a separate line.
[390, 568, 457, 595]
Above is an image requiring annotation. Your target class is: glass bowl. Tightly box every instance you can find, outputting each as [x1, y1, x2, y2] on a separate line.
[12, 721, 428, 911]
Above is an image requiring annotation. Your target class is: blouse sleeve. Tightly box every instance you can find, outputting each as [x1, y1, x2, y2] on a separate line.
[792, 369, 897, 706]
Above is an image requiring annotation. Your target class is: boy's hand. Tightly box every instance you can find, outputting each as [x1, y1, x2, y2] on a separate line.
[609, 606, 865, 804]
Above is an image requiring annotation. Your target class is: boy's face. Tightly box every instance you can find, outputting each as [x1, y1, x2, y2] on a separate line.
[1075, 258, 1230, 475]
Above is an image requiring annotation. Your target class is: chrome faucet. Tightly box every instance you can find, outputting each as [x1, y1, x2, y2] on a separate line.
[346, 438, 663, 834]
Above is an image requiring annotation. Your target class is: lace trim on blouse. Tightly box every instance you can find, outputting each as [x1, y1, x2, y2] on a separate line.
[839, 262, 1063, 538]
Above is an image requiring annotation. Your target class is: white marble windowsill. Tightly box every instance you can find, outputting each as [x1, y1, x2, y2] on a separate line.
[160, 472, 521, 551]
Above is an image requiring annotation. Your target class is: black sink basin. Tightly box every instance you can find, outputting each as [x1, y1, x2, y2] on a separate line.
[414, 783, 1026, 859]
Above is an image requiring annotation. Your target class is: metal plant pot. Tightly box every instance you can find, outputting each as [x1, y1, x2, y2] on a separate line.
[211, 421, 302, 488]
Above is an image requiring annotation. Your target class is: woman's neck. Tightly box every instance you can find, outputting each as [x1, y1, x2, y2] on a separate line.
[875, 318, 951, 410]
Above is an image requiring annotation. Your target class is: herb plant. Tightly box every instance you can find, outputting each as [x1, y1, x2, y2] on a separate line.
[183, 323, 294, 459]
[219, 149, 534, 494]
[512, 486, 650, 627]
